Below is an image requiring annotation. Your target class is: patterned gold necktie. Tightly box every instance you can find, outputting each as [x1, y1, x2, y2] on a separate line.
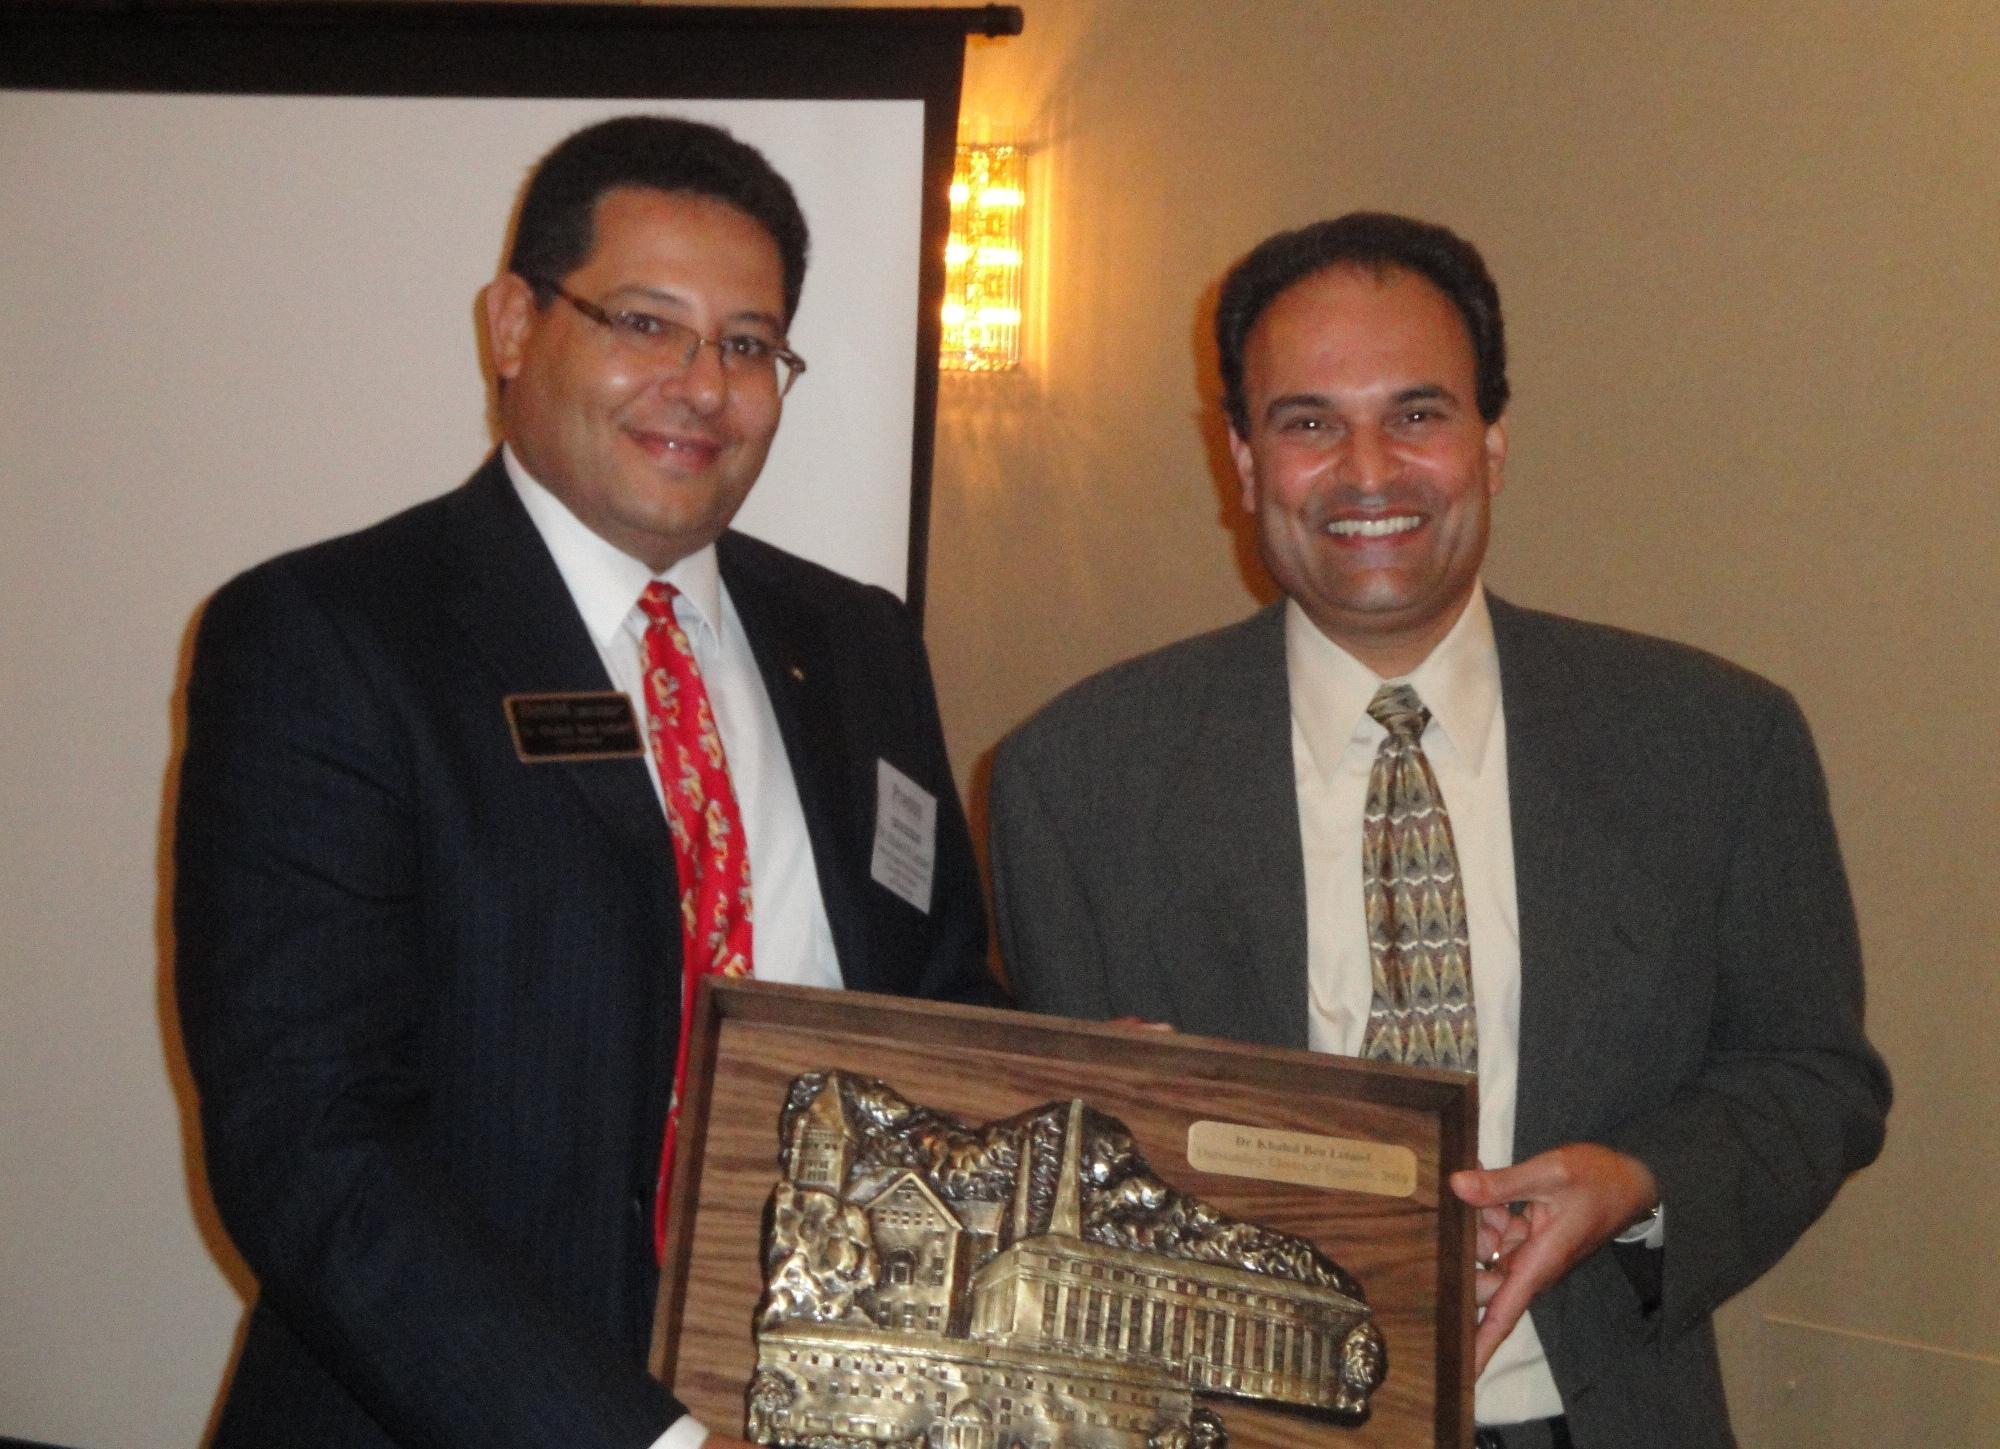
[1360, 683, 1477, 1071]
[638, 581, 752, 1261]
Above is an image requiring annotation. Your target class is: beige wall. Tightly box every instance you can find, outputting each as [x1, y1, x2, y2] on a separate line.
[921, 3, 1997, 1445]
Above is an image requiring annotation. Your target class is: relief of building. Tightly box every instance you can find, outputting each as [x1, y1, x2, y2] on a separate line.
[747, 1073, 1385, 1449]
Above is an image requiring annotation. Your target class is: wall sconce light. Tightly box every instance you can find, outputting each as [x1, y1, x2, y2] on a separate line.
[942, 143, 1025, 372]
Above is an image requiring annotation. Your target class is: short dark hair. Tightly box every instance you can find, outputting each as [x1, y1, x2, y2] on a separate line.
[507, 115, 810, 324]
[1215, 212, 1508, 434]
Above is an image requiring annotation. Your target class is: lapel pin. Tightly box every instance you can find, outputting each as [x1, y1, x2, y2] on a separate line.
[788, 664, 806, 684]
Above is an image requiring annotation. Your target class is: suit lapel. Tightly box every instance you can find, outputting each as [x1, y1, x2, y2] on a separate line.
[1147, 606, 1311, 1050]
[431, 456, 674, 863]
[716, 535, 872, 983]
[1492, 597, 1634, 1158]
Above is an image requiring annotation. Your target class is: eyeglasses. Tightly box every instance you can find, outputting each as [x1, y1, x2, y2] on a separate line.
[530, 278, 806, 397]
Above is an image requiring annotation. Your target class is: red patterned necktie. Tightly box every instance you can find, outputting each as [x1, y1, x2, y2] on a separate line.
[1360, 683, 1477, 1071]
[637, 581, 752, 1262]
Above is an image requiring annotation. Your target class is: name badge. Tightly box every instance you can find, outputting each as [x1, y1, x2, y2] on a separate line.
[869, 759, 937, 913]
[504, 692, 644, 762]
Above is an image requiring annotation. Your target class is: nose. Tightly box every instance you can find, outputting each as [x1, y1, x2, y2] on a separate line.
[1337, 425, 1393, 491]
[661, 337, 727, 415]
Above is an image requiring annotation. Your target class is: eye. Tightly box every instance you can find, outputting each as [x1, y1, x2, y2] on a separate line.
[1273, 413, 1339, 441]
[1394, 401, 1453, 429]
[719, 333, 776, 362]
[608, 306, 664, 336]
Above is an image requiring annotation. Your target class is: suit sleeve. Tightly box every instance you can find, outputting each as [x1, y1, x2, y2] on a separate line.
[987, 729, 1118, 1020]
[175, 565, 681, 1448]
[1600, 690, 1890, 1339]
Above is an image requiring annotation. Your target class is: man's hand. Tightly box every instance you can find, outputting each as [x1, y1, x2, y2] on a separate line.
[1452, 1144, 1659, 1375]
[701, 1436, 758, 1449]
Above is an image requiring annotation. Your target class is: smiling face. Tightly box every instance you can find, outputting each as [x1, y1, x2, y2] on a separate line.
[1231, 263, 1507, 676]
[485, 186, 789, 572]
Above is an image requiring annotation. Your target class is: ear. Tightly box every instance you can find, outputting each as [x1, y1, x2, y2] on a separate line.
[482, 273, 537, 382]
[1483, 416, 1508, 496]
[1229, 427, 1258, 513]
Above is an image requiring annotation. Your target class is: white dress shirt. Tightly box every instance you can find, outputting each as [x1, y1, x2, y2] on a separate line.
[1287, 583, 1564, 1425]
[507, 448, 839, 1449]
[507, 447, 841, 994]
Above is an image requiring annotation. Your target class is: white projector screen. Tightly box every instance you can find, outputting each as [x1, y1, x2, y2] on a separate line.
[0, 90, 926, 598]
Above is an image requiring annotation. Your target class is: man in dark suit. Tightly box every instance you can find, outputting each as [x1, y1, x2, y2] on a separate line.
[988, 214, 1888, 1448]
[176, 116, 993, 1449]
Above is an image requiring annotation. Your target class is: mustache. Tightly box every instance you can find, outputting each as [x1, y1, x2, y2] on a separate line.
[1305, 483, 1434, 517]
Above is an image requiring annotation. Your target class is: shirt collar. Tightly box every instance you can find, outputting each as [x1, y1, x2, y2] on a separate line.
[1285, 583, 1502, 780]
[503, 444, 723, 649]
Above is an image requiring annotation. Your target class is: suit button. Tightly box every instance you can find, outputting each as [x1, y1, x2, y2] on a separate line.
[630, 1194, 646, 1221]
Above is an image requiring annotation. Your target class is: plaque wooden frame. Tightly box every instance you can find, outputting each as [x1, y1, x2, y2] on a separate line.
[650, 980, 1478, 1448]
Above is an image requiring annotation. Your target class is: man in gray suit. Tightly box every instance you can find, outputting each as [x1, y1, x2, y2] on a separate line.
[988, 214, 1888, 1448]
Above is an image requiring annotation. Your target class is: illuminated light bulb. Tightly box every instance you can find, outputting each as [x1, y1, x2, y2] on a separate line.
[942, 142, 1027, 372]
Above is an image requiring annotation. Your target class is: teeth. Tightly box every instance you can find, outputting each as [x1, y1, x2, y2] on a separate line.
[1326, 515, 1421, 538]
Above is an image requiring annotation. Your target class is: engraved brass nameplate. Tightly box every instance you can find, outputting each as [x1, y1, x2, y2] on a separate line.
[1186, 1122, 1418, 1200]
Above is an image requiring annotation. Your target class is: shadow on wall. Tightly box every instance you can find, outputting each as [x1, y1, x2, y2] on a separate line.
[1187, 269, 1279, 613]
[155, 597, 255, 1449]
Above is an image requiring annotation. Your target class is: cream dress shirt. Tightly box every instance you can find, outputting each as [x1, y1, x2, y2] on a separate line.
[1287, 583, 1564, 1425]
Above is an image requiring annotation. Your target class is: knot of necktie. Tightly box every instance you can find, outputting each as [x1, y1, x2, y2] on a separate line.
[1366, 682, 1431, 741]
[637, 579, 678, 627]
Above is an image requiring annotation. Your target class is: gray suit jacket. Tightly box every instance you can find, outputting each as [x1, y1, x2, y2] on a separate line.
[988, 595, 1889, 1448]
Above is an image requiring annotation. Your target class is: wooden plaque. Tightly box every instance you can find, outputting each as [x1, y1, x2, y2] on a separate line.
[649, 980, 1477, 1447]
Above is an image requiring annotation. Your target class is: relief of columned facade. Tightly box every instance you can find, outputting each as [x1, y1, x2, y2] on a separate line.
[747, 1073, 1385, 1449]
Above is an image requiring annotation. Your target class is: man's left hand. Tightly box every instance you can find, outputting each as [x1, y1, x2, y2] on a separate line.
[1451, 1144, 1659, 1375]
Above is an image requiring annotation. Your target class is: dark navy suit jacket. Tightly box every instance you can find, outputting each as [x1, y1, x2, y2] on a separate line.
[176, 455, 996, 1447]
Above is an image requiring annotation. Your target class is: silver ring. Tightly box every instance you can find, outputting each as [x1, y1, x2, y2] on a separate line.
[1480, 1250, 1502, 1269]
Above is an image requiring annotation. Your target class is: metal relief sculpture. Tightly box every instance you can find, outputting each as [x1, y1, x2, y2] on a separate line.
[748, 1072, 1386, 1449]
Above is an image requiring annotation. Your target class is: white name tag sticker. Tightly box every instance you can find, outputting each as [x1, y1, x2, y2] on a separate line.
[869, 759, 937, 914]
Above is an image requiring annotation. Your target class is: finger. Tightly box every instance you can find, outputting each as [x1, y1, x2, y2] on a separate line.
[1453, 1162, 1540, 1208]
[1451, 1166, 1508, 1207]
[1471, 1207, 1585, 1373]
[1476, 1218, 1504, 1263]
[1472, 1278, 1527, 1375]
[1474, 1263, 1506, 1308]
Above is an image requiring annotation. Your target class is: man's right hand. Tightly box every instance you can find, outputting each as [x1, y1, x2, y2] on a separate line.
[1452, 1143, 1659, 1373]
